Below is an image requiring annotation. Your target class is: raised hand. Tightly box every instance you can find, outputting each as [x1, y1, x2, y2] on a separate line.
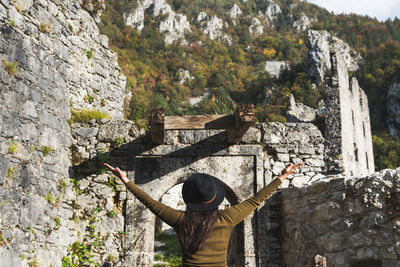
[104, 163, 130, 184]
[279, 162, 304, 182]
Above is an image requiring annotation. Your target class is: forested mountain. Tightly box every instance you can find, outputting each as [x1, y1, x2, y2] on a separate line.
[98, 0, 400, 169]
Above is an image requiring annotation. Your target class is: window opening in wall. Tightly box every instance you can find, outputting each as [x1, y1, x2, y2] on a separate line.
[359, 93, 363, 108]
[362, 122, 366, 137]
[354, 143, 358, 162]
[352, 110, 355, 125]
[350, 259, 382, 267]
[366, 152, 369, 170]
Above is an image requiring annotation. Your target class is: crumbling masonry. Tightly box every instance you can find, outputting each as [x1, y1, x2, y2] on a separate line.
[0, 0, 399, 267]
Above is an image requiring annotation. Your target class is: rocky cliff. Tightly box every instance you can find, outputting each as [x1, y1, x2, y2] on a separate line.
[122, 0, 317, 46]
[307, 30, 363, 85]
[124, 0, 191, 45]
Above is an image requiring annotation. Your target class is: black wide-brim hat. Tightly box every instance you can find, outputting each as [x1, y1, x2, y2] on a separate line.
[182, 173, 225, 211]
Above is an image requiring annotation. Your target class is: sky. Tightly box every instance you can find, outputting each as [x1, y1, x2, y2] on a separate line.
[304, 0, 400, 21]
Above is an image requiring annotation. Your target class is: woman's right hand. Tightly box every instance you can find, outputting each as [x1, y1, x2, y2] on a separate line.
[104, 163, 130, 184]
[279, 162, 304, 182]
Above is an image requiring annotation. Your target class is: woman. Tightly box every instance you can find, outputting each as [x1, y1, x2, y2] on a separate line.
[104, 162, 303, 266]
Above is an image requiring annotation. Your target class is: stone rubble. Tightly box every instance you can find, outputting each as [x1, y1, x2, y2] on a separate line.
[281, 168, 400, 267]
[286, 93, 318, 122]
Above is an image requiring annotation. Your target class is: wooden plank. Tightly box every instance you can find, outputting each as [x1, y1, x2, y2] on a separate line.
[148, 104, 254, 144]
[149, 108, 165, 144]
[165, 115, 235, 130]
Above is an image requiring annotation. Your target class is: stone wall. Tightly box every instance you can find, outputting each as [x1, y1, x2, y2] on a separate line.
[324, 51, 374, 177]
[66, 119, 326, 266]
[281, 168, 400, 267]
[0, 0, 127, 265]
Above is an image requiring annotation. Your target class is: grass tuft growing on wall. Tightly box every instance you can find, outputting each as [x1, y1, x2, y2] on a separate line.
[70, 109, 110, 124]
[2, 58, 17, 76]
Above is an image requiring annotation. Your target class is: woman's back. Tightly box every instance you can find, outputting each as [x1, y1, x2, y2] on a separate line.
[174, 178, 282, 266]
[104, 163, 302, 266]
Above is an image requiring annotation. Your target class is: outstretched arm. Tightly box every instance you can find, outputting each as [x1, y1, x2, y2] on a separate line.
[104, 163, 184, 227]
[223, 162, 304, 226]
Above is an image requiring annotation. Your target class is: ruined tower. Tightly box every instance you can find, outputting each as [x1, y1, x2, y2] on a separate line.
[324, 51, 375, 176]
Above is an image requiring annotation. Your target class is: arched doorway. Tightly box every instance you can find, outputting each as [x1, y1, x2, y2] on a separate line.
[125, 144, 264, 267]
[154, 180, 243, 266]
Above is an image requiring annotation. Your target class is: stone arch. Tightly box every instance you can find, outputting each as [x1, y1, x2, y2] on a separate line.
[125, 144, 264, 266]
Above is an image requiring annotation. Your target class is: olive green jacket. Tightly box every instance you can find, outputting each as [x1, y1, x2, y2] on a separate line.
[126, 178, 282, 266]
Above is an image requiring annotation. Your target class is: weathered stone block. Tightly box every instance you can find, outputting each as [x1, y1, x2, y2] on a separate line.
[318, 232, 343, 252]
[241, 127, 261, 143]
[272, 162, 285, 175]
[277, 153, 290, 162]
[314, 201, 341, 221]
[291, 175, 310, 187]
[360, 211, 385, 229]
[348, 232, 373, 248]
[178, 130, 209, 144]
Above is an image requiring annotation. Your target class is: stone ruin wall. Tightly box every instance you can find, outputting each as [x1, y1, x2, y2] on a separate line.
[281, 168, 400, 267]
[64, 119, 326, 266]
[0, 1, 393, 266]
[68, 120, 399, 267]
[324, 51, 374, 177]
[2, 108, 398, 267]
[0, 0, 127, 265]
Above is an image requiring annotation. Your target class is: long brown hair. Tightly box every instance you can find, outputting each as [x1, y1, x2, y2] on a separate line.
[177, 208, 220, 254]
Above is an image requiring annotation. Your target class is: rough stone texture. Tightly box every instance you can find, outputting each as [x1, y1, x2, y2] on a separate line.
[124, 0, 191, 45]
[0, 1, 387, 267]
[286, 93, 317, 122]
[261, 0, 281, 26]
[292, 13, 314, 32]
[188, 89, 210, 105]
[127, 144, 264, 266]
[67, 120, 327, 267]
[229, 3, 242, 19]
[388, 82, 400, 137]
[249, 17, 263, 35]
[324, 50, 374, 176]
[308, 30, 363, 85]
[197, 12, 232, 45]
[80, 0, 105, 22]
[176, 68, 194, 85]
[281, 168, 400, 267]
[0, 0, 127, 265]
[265, 60, 289, 78]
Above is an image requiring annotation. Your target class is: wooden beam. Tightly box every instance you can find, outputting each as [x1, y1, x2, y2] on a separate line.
[165, 115, 235, 130]
[149, 108, 165, 144]
[227, 104, 255, 144]
[148, 104, 255, 144]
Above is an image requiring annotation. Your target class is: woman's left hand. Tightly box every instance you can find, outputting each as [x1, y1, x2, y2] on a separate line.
[279, 162, 304, 182]
[104, 163, 130, 184]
